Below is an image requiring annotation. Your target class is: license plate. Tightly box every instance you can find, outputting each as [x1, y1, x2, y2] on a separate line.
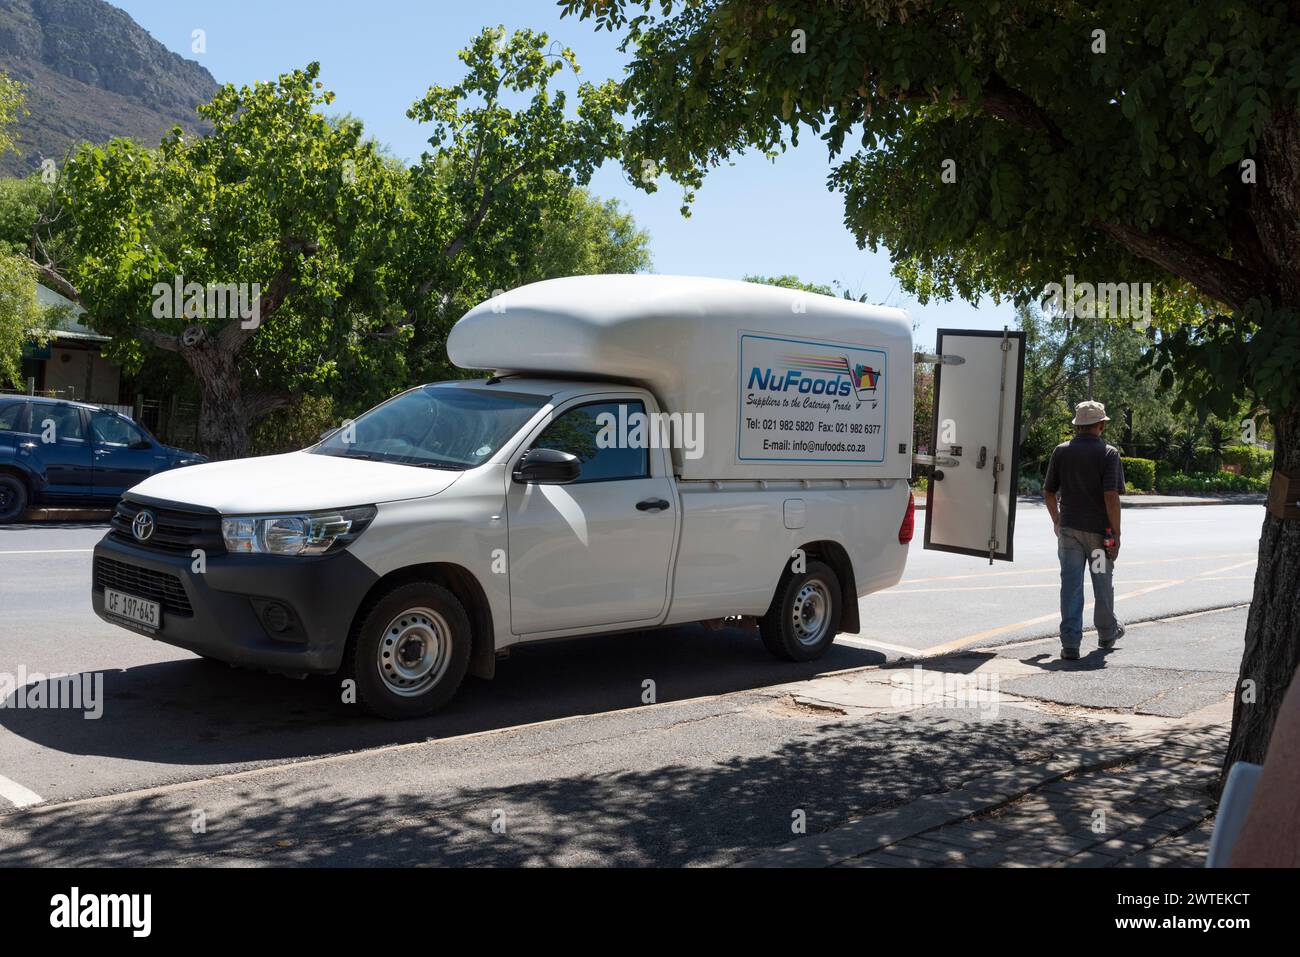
[104, 587, 161, 631]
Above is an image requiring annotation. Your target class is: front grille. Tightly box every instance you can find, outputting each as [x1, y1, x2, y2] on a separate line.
[109, 498, 224, 555]
[94, 557, 194, 617]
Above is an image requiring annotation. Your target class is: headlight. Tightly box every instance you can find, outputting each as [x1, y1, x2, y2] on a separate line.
[221, 506, 377, 556]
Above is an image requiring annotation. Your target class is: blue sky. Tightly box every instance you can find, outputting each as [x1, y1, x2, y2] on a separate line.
[112, 0, 1015, 347]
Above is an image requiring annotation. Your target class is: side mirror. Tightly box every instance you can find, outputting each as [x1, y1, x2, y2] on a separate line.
[513, 447, 581, 485]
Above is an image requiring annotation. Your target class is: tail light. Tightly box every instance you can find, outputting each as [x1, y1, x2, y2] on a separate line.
[898, 491, 916, 544]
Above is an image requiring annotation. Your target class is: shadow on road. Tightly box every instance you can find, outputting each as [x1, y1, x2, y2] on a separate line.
[0, 706, 1118, 867]
[0, 624, 884, 767]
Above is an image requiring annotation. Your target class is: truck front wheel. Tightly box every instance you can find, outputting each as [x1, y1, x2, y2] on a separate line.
[759, 560, 842, 662]
[345, 581, 472, 719]
[0, 474, 28, 523]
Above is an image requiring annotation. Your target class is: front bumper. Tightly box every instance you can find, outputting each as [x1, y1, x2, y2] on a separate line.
[91, 533, 380, 674]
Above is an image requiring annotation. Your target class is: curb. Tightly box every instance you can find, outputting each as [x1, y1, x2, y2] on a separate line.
[912, 494, 1265, 511]
[16, 509, 113, 523]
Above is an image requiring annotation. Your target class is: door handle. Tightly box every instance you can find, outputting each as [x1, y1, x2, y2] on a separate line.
[636, 498, 670, 512]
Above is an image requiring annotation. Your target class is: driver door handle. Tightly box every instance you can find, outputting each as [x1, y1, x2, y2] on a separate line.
[636, 498, 670, 512]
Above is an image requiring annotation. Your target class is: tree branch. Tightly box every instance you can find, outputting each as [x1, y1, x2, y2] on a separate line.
[901, 73, 1270, 310]
[242, 387, 294, 420]
[29, 260, 81, 304]
[215, 238, 318, 353]
[139, 327, 181, 353]
[968, 73, 1069, 151]
[1095, 222, 1265, 311]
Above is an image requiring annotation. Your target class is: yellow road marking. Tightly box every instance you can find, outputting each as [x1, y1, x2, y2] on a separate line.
[900, 552, 1254, 585]
[915, 563, 1255, 657]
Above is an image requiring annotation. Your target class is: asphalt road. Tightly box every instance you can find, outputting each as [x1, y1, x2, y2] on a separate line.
[0, 503, 1261, 824]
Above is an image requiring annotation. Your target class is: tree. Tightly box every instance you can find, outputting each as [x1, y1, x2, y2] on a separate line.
[562, 0, 1300, 780]
[33, 63, 404, 460]
[520, 185, 651, 284]
[0, 73, 24, 161]
[743, 274, 833, 296]
[0, 76, 55, 384]
[390, 26, 627, 385]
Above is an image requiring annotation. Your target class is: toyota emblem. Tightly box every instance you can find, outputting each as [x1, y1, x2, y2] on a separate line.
[132, 509, 156, 543]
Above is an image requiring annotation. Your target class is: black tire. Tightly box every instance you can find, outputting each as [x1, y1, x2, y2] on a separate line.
[0, 474, 28, 523]
[344, 581, 472, 719]
[759, 559, 843, 662]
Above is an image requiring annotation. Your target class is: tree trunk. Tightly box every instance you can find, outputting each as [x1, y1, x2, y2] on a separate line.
[182, 335, 251, 461]
[1221, 410, 1300, 786]
[1220, 107, 1300, 790]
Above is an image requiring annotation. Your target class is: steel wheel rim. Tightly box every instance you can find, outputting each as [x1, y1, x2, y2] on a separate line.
[791, 580, 831, 645]
[377, 606, 451, 697]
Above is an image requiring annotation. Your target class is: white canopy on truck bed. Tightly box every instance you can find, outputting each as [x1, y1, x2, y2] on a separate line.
[449, 274, 913, 481]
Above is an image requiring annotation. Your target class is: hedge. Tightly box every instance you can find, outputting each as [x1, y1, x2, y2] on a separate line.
[1121, 456, 1155, 491]
[1221, 444, 1273, 479]
[1154, 470, 1269, 495]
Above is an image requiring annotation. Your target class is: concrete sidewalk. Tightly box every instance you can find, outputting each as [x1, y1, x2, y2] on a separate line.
[735, 607, 1242, 868]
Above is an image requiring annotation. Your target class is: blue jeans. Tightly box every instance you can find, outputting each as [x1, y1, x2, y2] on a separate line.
[1057, 527, 1121, 650]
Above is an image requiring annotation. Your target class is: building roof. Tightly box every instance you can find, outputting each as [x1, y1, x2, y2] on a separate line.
[35, 283, 111, 344]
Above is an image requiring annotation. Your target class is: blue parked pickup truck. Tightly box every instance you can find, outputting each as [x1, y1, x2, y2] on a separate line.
[0, 396, 207, 522]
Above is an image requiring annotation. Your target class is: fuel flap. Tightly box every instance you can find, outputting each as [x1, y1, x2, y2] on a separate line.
[920, 328, 1026, 563]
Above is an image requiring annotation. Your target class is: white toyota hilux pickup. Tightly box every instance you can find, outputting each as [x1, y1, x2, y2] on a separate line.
[92, 275, 1024, 718]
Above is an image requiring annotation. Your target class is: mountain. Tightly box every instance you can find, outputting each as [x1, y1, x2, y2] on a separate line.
[0, 0, 218, 175]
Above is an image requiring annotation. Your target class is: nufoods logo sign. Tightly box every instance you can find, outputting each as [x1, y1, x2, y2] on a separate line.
[747, 351, 882, 408]
[738, 333, 888, 465]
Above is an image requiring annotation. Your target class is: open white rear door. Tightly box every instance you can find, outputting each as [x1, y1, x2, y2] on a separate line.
[922, 328, 1025, 562]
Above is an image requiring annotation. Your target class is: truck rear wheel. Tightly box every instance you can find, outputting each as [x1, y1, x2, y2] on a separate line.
[345, 581, 471, 719]
[759, 560, 842, 662]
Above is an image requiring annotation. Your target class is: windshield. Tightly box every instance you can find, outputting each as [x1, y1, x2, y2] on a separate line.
[311, 384, 547, 470]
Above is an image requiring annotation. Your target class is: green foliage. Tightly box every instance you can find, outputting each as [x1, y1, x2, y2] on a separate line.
[1222, 443, 1273, 478]
[0, 176, 52, 256]
[398, 26, 628, 384]
[1018, 473, 1043, 496]
[1121, 456, 1156, 491]
[743, 274, 834, 296]
[57, 62, 406, 391]
[560, 0, 1300, 423]
[1155, 470, 1269, 495]
[43, 32, 636, 455]
[250, 394, 337, 456]
[0, 252, 55, 385]
[0, 74, 25, 161]
[519, 185, 651, 284]
[0, 76, 55, 385]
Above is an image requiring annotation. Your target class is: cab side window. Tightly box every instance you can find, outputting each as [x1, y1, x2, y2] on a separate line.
[91, 410, 146, 447]
[30, 403, 84, 441]
[533, 401, 649, 483]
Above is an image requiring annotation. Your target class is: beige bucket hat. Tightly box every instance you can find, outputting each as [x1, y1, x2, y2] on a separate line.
[1072, 400, 1110, 426]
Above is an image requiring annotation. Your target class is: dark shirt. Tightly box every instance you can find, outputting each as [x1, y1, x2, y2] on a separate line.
[1044, 434, 1125, 534]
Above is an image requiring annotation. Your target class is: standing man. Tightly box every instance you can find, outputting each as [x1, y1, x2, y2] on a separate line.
[1043, 400, 1126, 660]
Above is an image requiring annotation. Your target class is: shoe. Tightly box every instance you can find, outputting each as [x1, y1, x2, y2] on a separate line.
[1100, 624, 1126, 650]
[1061, 647, 1080, 660]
